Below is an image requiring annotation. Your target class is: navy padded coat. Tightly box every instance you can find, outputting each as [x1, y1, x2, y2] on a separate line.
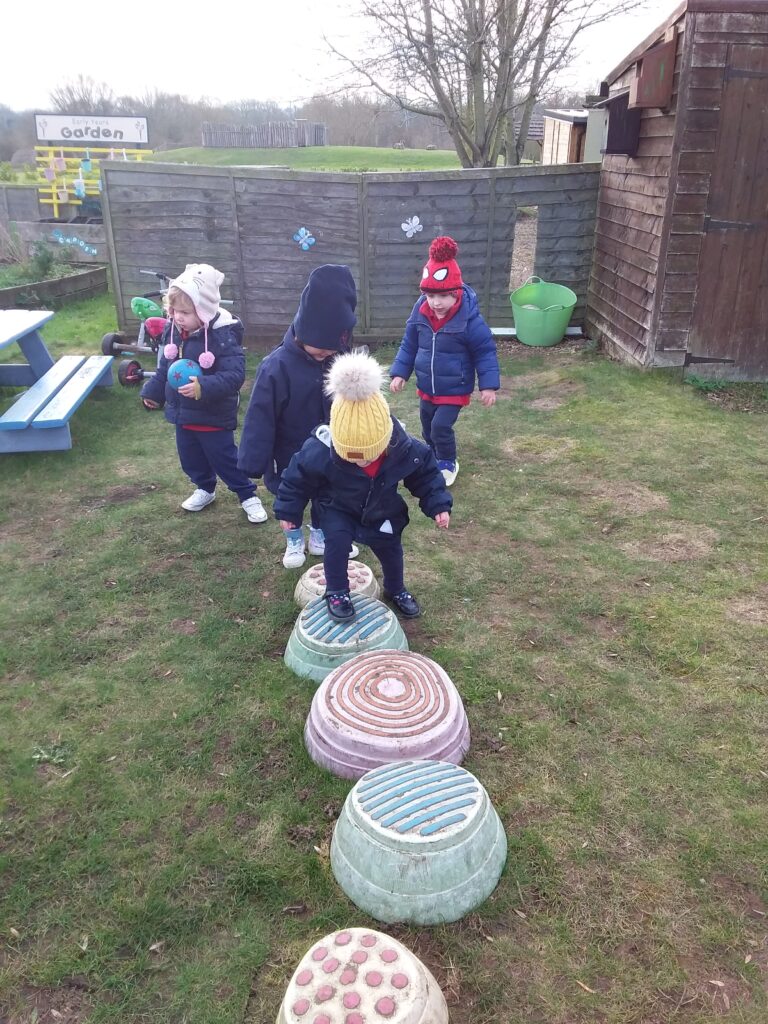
[237, 328, 337, 492]
[389, 285, 500, 397]
[273, 418, 452, 534]
[139, 311, 245, 430]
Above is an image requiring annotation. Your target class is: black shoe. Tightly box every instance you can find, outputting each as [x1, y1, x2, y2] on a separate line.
[325, 590, 355, 621]
[384, 589, 422, 618]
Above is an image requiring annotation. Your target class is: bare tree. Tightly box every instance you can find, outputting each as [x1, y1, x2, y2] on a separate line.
[327, 0, 648, 167]
[49, 75, 118, 115]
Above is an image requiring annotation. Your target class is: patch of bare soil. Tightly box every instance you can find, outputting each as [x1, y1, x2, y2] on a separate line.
[4, 982, 92, 1024]
[525, 380, 584, 410]
[501, 435, 577, 463]
[80, 484, 156, 511]
[170, 618, 198, 635]
[621, 525, 718, 563]
[587, 481, 670, 517]
[726, 590, 768, 627]
[499, 369, 564, 393]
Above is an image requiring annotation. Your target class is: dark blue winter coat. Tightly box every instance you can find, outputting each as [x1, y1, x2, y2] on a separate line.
[274, 417, 452, 534]
[139, 311, 245, 430]
[237, 327, 340, 492]
[389, 285, 500, 397]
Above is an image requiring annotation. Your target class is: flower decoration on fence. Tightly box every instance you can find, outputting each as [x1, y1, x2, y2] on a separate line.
[293, 227, 316, 251]
[401, 215, 424, 238]
[51, 228, 98, 256]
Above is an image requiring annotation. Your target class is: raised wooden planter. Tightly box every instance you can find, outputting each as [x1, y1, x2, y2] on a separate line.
[0, 266, 108, 309]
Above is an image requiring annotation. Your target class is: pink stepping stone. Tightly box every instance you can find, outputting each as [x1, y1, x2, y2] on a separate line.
[294, 561, 379, 608]
[276, 927, 449, 1024]
[304, 650, 471, 779]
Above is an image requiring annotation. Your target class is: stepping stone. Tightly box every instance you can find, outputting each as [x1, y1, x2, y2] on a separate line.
[285, 595, 408, 685]
[331, 759, 507, 925]
[276, 927, 449, 1024]
[305, 650, 470, 779]
[294, 560, 379, 608]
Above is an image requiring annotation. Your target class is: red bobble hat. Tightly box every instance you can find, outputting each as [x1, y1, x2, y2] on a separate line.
[420, 236, 463, 292]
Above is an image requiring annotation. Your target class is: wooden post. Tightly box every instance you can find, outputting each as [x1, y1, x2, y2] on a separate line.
[483, 173, 497, 314]
[359, 176, 370, 331]
[99, 168, 126, 331]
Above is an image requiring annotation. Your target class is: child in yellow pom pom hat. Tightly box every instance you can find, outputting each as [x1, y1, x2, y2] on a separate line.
[274, 350, 452, 621]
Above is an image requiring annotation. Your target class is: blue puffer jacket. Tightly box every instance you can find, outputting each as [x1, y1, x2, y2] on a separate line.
[274, 418, 452, 533]
[140, 310, 245, 430]
[237, 327, 339, 491]
[389, 285, 500, 397]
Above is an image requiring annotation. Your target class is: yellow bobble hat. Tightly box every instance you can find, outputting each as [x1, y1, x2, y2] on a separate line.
[325, 350, 393, 462]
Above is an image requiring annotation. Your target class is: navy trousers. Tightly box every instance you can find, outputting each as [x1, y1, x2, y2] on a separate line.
[419, 400, 462, 462]
[322, 511, 405, 595]
[176, 427, 256, 501]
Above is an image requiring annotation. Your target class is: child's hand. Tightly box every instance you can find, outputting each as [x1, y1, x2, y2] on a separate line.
[434, 512, 450, 529]
[279, 520, 298, 531]
[178, 378, 201, 400]
[142, 398, 160, 410]
[479, 389, 497, 407]
[390, 376, 406, 393]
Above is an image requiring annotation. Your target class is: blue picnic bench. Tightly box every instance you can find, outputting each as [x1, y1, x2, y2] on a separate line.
[0, 310, 113, 453]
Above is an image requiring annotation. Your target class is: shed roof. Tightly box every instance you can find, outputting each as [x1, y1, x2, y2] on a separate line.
[543, 108, 588, 124]
[604, 0, 768, 85]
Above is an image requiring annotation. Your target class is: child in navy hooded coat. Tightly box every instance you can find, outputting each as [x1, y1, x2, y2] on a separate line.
[238, 264, 358, 569]
[390, 236, 500, 487]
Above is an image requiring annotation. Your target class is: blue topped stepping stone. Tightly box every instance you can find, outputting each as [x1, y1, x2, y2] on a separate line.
[331, 759, 507, 925]
[284, 594, 408, 684]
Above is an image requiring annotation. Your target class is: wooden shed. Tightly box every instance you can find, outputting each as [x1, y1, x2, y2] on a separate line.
[586, 0, 768, 379]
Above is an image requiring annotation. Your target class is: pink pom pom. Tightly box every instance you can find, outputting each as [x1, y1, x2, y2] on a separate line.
[164, 343, 178, 360]
[198, 350, 215, 369]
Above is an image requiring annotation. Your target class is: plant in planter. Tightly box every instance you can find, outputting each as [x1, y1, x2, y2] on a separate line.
[0, 237, 107, 308]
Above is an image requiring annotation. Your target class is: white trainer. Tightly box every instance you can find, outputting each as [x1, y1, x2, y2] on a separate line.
[439, 460, 459, 487]
[308, 528, 359, 559]
[283, 535, 307, 569]
[242, 496, 268, 524]
[308, 527, 325, 556]
[181, 488, 216, 512]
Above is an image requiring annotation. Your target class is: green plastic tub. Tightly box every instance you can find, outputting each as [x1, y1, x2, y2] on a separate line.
[510, 276, 577, 347]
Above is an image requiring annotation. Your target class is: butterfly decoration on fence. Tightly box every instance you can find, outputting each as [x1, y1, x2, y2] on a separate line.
[293, 227, 316, 251]
[401, 215, 423, 239]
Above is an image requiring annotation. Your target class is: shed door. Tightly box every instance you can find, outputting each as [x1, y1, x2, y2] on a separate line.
[689, 44, 768, 377]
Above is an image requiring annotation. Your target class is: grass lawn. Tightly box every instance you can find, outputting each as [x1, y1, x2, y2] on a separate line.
[155, 146, 462, 172]
[2, 296, 768, 1023]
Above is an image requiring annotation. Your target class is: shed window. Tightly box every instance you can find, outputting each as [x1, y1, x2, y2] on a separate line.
[601, 91, 641, 157]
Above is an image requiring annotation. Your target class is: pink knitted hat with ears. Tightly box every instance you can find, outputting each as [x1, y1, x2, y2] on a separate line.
[163, 263, 224, 368]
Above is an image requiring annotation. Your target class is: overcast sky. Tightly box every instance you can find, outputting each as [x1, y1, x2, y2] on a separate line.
[1, 0, 676, 111]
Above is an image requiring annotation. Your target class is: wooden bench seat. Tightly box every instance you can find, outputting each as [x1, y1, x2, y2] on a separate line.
[0, 354, 113, 453]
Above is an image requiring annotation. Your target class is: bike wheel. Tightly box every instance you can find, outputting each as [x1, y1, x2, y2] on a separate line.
[118, 359, 144, 387]
[101, 332, 126, 356]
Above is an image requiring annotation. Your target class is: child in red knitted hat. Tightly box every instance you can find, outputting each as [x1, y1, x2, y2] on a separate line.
[389, 236, 499, 486]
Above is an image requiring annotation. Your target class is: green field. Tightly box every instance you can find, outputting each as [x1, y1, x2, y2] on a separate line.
[2, 296, 768, 1023]
[155, 145, 462, 172]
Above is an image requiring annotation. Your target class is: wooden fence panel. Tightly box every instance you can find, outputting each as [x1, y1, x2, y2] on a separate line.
[102, 162, 600, 338]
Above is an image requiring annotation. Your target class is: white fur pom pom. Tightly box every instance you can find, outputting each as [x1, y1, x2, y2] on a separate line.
[324, 350, 386, 401]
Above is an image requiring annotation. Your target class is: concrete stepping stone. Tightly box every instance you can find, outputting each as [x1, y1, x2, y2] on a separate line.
[295, 561, 379, 608]
[276, 927, 448, 1024]
[305, 650, 470, 779]
[331, 759, 507, 925]
[285, 595, 408, 685]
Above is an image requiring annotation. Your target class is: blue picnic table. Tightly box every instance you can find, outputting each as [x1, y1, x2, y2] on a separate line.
[0, 309, 113, 453]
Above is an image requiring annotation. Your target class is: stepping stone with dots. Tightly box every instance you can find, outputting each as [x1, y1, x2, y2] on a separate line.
[305, 650, 470, 779]
[276, 927, 448, 1024]
[331, 759, 507, 925]
[294, 561, 379, 609]
[285, 595, 408, 685]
